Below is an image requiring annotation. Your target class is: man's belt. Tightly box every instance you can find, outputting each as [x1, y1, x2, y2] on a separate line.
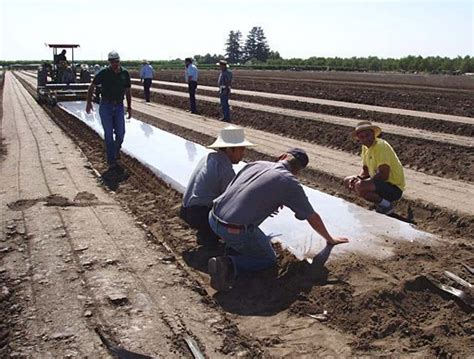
[211, 211, 251, 230]
[101, 98, 123, 105]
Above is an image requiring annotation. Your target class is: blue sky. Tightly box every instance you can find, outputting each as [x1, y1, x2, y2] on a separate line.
[1, 0, 472, 60]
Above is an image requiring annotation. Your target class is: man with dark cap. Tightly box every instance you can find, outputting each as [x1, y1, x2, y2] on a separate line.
[85, 50, 131, 173]
[184, 57, 199, 113]
[207, 148, 349, 291]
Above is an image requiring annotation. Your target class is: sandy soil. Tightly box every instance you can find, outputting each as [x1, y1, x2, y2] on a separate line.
[8, 71, 474, 357]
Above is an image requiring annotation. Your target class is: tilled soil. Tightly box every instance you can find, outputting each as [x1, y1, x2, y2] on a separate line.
[11, 73, 474, 356]
[16, 72, 474, 239]
[141, 70, 474, 117]
[135, 89, 474, 182]
[154, 82, 474, 137]
[45, 100, 474, 357]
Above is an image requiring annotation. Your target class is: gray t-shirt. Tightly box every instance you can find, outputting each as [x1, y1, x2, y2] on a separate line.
[214, 161, 315, 225]
[182, 151, 235, 208]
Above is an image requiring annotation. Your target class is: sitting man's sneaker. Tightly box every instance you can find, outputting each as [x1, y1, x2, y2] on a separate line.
[376, 202, 394, 215]
[208, 256, 234, 292]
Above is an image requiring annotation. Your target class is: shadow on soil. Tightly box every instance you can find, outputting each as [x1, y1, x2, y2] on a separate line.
[183, 243, 341, 317]
[100, 167, 129, 191]
[213, 261, 337, 317]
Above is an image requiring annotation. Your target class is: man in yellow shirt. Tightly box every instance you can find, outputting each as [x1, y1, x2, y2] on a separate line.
[344, 121, 405, 215]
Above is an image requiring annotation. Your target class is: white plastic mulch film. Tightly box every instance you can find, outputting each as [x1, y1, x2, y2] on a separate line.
[58, 101, 434, 261]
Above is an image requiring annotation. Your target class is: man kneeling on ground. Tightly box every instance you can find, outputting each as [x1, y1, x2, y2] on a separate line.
[180, 126, 255, 247]
[344, 121, 405, 215]
[208, 148, 349, 291]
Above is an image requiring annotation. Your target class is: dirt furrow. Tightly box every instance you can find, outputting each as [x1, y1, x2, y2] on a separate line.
[134, 85, 473, 148]
[149, 70, 474, 117]
[132, 78, 474, 126]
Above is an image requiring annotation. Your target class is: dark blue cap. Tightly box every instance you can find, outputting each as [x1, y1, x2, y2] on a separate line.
[287, 148, 309, 169]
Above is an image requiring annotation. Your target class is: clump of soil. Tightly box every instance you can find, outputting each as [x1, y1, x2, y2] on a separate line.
[73, 191, 98, 203]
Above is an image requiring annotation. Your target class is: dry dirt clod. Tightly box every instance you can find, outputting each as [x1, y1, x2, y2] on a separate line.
[50, 331, 75, 340]
[107, 293, 129, 306]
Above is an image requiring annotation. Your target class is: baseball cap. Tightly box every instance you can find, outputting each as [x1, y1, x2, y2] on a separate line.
[108, 51, 120, 61]
[287, 148, 309, 169]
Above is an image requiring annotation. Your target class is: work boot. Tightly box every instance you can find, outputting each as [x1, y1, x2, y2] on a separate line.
[208, 256, 234, 292]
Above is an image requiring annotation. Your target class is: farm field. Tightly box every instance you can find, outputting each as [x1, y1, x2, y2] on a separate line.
[2, 69, 473, 357]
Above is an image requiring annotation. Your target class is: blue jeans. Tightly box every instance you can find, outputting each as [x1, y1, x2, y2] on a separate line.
[209, 212, 277, 276]
[219, 93, 230, 122]
[143, 78, 152, 102]
[188, 81, 197, 113]
[99, 102, 125, 165]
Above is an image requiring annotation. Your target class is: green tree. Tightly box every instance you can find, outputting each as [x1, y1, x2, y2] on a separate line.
[244, 26, 270, 62]
[225, 30, 243, 64]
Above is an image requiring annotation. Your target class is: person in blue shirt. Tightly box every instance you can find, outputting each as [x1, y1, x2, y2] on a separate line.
[184, 58, 199, 114]
[208, 148, 349, 291]
[140, 60, 155, 103]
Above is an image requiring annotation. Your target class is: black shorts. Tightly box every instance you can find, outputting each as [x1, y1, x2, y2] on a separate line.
[373, 179, 403, 202]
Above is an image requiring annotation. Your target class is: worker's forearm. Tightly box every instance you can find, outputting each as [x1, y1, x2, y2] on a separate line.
[126, 90, 131, 108]
[307, 212, 333, 243]
[86, 84, 95, 104]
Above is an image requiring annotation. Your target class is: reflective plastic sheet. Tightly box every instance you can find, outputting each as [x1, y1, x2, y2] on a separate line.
[59, 101, 435, 261]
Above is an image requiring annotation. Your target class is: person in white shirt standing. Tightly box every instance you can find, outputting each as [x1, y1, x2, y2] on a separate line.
[140, 60, 155, 103]
[184, 57, 199, 114]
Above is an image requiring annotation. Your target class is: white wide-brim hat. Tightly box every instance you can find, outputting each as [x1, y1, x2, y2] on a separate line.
[208, 125, 256, 148]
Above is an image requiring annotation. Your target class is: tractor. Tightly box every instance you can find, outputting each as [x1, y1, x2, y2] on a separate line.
[37, 44, 91, 105]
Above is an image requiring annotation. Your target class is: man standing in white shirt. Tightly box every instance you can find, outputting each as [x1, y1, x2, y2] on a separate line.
[140, 60, 155, 103]
[185, 58, 199, 114]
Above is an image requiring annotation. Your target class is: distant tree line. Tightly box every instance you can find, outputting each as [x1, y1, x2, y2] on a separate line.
[2, 53, 473, 74]
[261, 55, 474, 74]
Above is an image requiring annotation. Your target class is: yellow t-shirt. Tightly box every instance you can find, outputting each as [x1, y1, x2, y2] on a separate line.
[361, 138, 405, 191]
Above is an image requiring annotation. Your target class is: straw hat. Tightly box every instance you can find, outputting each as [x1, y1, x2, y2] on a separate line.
[208, 126, 255, 148]
[351, 121, 382, 140]
[216, 59, 229, 67]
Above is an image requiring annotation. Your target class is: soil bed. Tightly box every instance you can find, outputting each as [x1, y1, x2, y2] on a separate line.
[132, 70, 474, 117]
[152, 82, 474, 137]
